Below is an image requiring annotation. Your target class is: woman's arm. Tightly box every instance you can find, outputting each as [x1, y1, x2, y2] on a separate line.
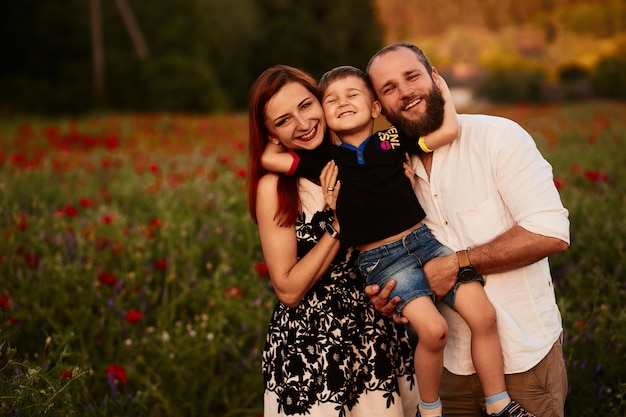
[419, 73, 458, 152]
[256, 173, 340, 307]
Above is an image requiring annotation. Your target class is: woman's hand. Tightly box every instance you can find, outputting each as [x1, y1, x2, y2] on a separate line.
[320, 161, 340, 211]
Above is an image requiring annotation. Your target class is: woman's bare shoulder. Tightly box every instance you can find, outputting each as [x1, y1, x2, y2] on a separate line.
[258, 172, 280, 193]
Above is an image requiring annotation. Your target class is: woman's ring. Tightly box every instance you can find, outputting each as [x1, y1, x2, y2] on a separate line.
[327, 187, 334, 191]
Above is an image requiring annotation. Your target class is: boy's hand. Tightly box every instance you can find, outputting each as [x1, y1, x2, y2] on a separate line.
[261, 140, 291, 173]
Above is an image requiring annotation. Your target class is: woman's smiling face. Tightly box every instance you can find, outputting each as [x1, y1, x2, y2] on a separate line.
[264, 81, 326, 151]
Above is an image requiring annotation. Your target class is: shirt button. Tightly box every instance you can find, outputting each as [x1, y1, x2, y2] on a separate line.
[443, 221, 449, 226]
[433, 193, 439, 199]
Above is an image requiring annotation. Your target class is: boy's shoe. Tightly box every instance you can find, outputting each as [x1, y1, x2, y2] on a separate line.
[485, 400, 536, 417]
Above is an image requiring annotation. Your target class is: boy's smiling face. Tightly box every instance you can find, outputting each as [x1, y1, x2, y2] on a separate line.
[322, 75, 381, 141]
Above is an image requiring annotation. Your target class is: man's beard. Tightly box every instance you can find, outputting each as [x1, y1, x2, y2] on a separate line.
[384, 83, 446, 139]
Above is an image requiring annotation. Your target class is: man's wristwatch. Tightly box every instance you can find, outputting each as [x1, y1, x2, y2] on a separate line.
[325, 223, 339, 239]
[456, 249, 477, 282]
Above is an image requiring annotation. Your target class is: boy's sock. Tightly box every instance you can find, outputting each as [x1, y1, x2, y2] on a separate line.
[419, 398, 443, 417]
[485, 391, 511, 415]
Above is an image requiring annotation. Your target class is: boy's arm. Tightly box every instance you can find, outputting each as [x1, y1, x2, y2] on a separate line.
[418, 74, 458, 153]
[261, 141, 299, 174]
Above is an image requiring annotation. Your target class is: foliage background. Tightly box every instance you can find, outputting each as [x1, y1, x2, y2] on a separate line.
[1, 0, 626, 115]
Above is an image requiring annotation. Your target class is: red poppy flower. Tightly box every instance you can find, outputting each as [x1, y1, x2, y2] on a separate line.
[102, 213, 116, 224]
[7, 317, 20, 327]
[224, 285, 243, 299]
[106, 365, 128, 384]
[15, 214, 27, 231]
[155, 258, 167, 270]
[584, 170, 609, 182]
[65, 205, 78, 217]
[43, 125, 60, 139]
[125, 309, 143, 323]
[80, 198, 96, 208]
[150, 217, 164, 229]
[98, 272, 117, 286]
[61, 369, 73, 379]
[553, 178, 564, 191]
[24, 253, 41, 270]
[255, 262, 269, 278]
[0, 295, 9, 310]
[105, 135, 120, 150]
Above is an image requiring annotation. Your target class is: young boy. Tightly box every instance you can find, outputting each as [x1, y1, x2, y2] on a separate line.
[262, 66, 534, 417]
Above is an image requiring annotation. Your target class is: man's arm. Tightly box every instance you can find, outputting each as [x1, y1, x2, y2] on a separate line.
[367, 225, 568, 316]
[424, 225, 569, 299]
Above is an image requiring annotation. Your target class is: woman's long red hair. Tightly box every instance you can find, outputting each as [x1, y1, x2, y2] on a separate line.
[247, 65, 329, 226]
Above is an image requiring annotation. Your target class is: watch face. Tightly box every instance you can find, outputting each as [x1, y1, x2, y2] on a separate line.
[325, 223, 338, 238]
[458, 267, 477, 282]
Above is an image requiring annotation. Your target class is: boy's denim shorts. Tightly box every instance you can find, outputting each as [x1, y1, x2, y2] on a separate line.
[358, 224, 482, 314]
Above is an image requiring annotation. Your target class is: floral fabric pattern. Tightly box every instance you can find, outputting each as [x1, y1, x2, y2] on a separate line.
[263, 209, 416, 417]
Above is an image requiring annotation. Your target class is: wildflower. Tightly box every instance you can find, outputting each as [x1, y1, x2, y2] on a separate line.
[43, 125, 60, 139]
[60, 369, 73, 379]
[98, 272, 118, 286]
[148, 217, 162, 228]
[105, 135, 120, 150]
[102, 213, 116, 224]
[155, 258, 167, 270]
[125, 310, 142, 323]
[106, 365, 128, 384]
[11, 152, 25, 167]
[79, 197, 96, 208]
[15, 214, 27, 231]
[224, 285, 243, 299]
[24, 253, 41, 270]
[0, 295, 9, 310]
[255, 262, 269, 278]
[237, 168, 247, 178]
[553, 178, 564, 191]
[64, 205, 78, 217]
[7, 317, 20, 327]
[584, 170, 609, 182]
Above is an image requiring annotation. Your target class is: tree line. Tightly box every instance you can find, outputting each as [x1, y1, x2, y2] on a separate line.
[0, 0, 383, 115]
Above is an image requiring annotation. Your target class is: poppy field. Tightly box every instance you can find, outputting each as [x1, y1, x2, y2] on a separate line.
[1, 102, 625, 416]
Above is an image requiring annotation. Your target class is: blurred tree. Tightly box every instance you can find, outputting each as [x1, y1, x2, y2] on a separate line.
[0, 0, 383, 114]
[248, 0, 383, 88]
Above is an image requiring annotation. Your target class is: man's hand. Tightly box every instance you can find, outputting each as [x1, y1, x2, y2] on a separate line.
[423, 254, 458, 300]
[364, 280, 409, 325]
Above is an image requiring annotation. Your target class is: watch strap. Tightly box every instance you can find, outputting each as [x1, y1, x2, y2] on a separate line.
[456, 249, 471, 268]
[325, 223, 339, 239]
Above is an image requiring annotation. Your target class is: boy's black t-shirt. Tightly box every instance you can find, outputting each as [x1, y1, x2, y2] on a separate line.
[291, 126, 426, 247]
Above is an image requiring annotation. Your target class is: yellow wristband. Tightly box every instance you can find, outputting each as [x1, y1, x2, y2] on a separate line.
[418, 136, 433, 153]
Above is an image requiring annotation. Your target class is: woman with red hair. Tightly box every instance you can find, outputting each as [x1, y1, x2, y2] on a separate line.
[248, 65, 418, 417]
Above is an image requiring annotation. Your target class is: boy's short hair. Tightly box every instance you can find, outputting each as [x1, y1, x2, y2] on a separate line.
[318, 65, 375, 98]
